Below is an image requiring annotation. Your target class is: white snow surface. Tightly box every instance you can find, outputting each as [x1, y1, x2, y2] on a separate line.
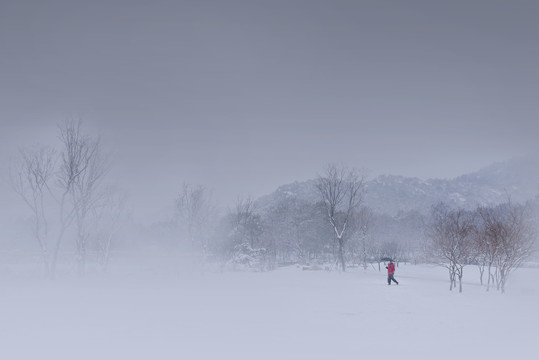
[1, 264, 537, 360]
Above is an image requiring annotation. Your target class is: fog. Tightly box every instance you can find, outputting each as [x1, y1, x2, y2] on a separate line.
[2, 0, 539, 219]
[1, 1, 539, 358]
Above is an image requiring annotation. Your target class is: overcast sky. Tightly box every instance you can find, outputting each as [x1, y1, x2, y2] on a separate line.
[1, 0, 539, 220]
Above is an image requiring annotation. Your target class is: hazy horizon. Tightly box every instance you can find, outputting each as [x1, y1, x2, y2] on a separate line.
[2, 0, 539, 219]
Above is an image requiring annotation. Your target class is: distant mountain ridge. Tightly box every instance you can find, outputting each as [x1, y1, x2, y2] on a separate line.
[256, 155, 539, 216]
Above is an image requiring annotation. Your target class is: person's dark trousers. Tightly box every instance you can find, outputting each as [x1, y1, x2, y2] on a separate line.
[388, 274, 399, 285]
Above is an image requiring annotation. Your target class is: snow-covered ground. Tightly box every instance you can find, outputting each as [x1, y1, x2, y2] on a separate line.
[1, 263, 537, 360]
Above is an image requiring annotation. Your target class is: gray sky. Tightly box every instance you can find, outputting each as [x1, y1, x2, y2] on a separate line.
[1, 0, 539, 220]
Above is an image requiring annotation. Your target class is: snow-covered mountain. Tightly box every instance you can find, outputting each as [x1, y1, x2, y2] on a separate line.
[256, 155, 539, 216]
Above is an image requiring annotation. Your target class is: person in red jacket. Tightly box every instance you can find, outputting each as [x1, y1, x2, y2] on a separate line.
[386, 261, 399, 285]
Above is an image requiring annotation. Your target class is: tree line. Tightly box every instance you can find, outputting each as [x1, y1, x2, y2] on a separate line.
[9, 120, 538, 291]
[427, 200, 536, 293]
[173, 164, 415, 273]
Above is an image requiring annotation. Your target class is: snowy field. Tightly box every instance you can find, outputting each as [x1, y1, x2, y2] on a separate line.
[1, 263, 537, 360]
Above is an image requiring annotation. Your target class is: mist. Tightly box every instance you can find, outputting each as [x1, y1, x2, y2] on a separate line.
[2, 1, 539, 359]
[3, 0, 539, 216]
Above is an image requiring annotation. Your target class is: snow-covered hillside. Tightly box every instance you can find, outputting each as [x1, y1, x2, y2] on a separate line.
[1, 264, 537, 359]
[256, 155, 539, 215]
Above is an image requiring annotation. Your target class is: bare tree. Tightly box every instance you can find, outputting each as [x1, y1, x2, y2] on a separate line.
[476, 201, 536, 293]
[472, 213, 497, 289]
[10, 120, 109, 279]
[231, 196, 262, 249]
[91, 186, 125, 273]
[358, 208, 372, 269]
[175, 183, 215, 264]
[222, 196, 266, 270]
[427, 203, 475, 292]
[57, 119, 108, 277]
[263, 199, 295, 267]
[10, 145, 57, 276]
[263, 197, 323, 266]
[379, 241, 403, 265]
[316, 164, 366, 271]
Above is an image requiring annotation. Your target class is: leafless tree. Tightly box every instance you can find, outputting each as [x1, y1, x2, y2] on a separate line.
[222, 196, 266, 270]
[471, 213, 497, 289]
[175, 183, 215, 263]
[263, 197, 322, 266]
[316, 164, 366, 271]
[57, 119, 109, 277]
[10, 145, 57, 276]
[231, 196, 262, 249]
[347, 207, 374, 269]
[379, 241, 403, 265]
[91, 186, 125, 273]
[10, 120, 109, 279]
[427, 203, 476, 292]
[263, 199, 296, 266]
[358, 208, 373, 269]
[476, 201, 536, 293]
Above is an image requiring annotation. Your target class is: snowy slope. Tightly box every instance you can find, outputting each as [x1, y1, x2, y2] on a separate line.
[256, 155, 539, 216]
[1, 264, 537, 360]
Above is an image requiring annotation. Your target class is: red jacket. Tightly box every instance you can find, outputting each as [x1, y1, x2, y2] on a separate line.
[387, 263, 395, 274]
